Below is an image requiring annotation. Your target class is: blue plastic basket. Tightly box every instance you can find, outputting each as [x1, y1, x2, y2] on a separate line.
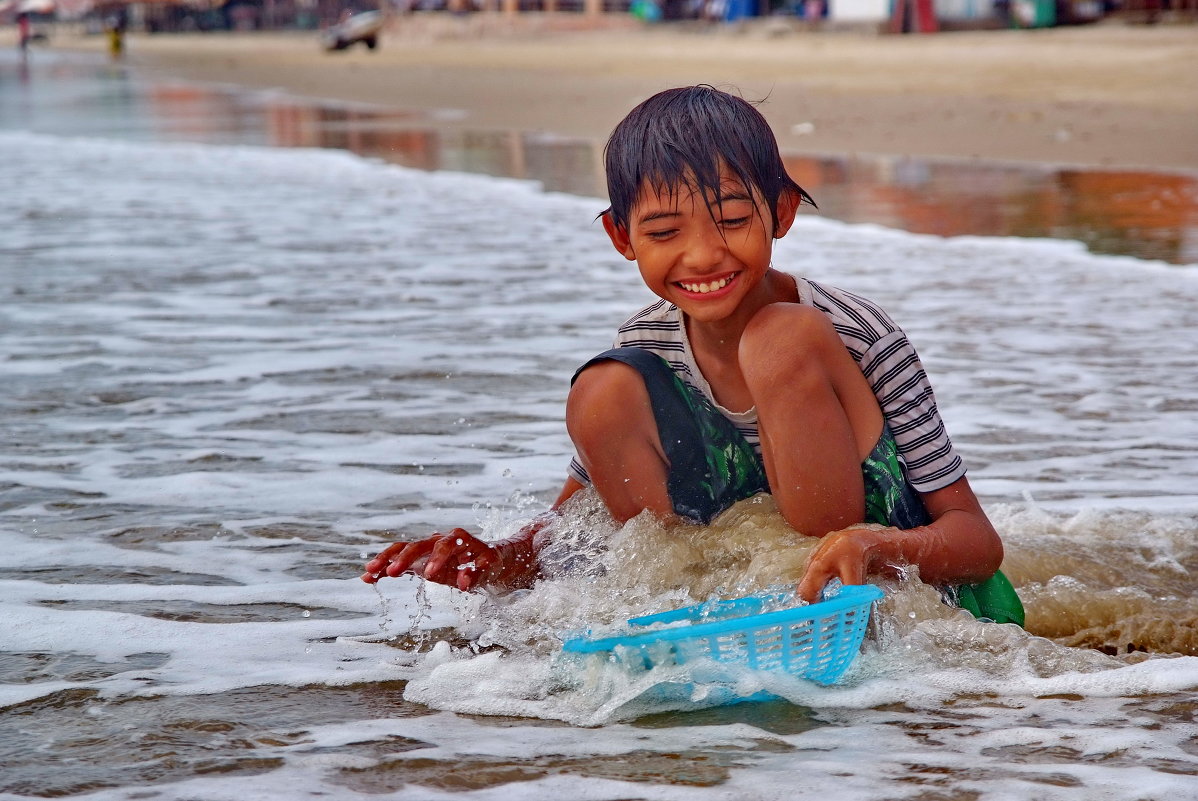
[561, 584, 883, 686]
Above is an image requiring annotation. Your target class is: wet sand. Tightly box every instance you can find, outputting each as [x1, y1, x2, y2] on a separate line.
[41, 17, 1198, 172]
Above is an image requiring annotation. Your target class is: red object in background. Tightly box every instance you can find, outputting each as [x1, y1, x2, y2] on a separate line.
[18, 12, 32, 49]
[889, 0, 940, 32]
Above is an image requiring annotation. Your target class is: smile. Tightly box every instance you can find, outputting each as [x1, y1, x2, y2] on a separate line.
[677, 273, 736, 295]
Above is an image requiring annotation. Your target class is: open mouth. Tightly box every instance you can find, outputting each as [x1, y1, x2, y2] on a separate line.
[676, 272, 738, 295]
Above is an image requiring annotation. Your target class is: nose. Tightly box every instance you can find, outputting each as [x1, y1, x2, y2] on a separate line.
[679, 219, 727, 274]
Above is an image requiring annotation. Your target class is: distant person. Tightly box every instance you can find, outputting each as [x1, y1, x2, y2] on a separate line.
[17, 12, 31, 54]
[105, 12, 126, 60]
[363, 85, 1024, 626]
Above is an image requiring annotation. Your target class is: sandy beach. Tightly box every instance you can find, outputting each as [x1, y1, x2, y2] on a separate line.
[43, 17, 1198, 172]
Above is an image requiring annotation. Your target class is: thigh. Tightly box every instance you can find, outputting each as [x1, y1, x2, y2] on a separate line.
[567, 356, 672, 523]
[571, 348, 768, 524]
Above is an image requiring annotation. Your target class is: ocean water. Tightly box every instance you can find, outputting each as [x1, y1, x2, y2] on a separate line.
[3, 51, 1198, 801]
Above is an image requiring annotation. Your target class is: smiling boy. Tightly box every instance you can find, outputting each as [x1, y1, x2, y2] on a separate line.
[364, 86, 1020, 624]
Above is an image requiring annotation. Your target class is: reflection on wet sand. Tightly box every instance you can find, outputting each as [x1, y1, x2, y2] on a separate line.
[786, 156, 1198, 266]
[159, 88, 1197, 266]
[11, 54, 1196, 266]
[261, 99, 604, 198]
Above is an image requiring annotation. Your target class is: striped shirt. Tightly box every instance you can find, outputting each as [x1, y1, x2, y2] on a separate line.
[568, 275, 966, 493]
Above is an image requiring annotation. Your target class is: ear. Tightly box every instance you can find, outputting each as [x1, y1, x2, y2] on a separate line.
[602, 212, 637, 261]
[772, 188, 801, 240]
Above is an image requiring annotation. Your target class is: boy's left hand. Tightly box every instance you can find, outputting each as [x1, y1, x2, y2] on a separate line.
[796, 524, 895, 602]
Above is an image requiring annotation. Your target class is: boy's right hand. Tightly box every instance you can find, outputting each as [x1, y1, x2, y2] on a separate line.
[361, 528, 500, 592]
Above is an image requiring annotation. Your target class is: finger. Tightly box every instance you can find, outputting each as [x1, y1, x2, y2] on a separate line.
[798, 546, 864, 602]
[384, 538, 439, 578]
[423, 529, 474, 578]
[363, 541, 408, 575]
[839, 557, 866, 587]
[472, 546, 498, 579]
[798, 561, 850, 602]
[456, 564, 478, 592]
[463, 543, 502, 588]
[797, 541, 839, 601]
[796, 567, 829, 603]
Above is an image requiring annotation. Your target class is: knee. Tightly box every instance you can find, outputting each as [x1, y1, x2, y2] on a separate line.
[566, 361, 651, 453]
[739, 304, 837, 389]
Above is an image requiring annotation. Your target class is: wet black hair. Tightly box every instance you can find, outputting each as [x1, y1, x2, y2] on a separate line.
[602, 85, 815, 232]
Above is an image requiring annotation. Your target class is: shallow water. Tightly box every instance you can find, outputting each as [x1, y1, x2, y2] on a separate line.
[2, 47, 1198, 801]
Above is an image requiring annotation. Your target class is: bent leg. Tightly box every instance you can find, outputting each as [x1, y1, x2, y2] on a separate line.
[568, 349, 768, 524]
[566, 357, 674, 524]
[740, 304, 885, 537]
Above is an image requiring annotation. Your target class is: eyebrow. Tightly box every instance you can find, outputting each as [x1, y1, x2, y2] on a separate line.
[638, 210, 680, 225]
[637, 192, 754, 226]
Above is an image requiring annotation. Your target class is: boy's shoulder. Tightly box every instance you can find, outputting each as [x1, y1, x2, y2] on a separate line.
[801, 277, 901, 347]
[612, 298, 688, 355]
[615, 297, 681, 340]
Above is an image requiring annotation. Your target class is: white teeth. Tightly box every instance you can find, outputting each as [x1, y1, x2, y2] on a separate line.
[681, 276, 731, 294]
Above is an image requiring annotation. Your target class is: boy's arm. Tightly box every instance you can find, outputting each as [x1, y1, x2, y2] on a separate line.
[361, 477, 586, 592]
[795, 475, 1003, 602]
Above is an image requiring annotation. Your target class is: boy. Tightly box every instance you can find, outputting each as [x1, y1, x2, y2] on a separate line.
[364, 86, 1020, 623]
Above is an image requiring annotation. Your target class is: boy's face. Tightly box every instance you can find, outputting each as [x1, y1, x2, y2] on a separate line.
[603, 166, 796, 325]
